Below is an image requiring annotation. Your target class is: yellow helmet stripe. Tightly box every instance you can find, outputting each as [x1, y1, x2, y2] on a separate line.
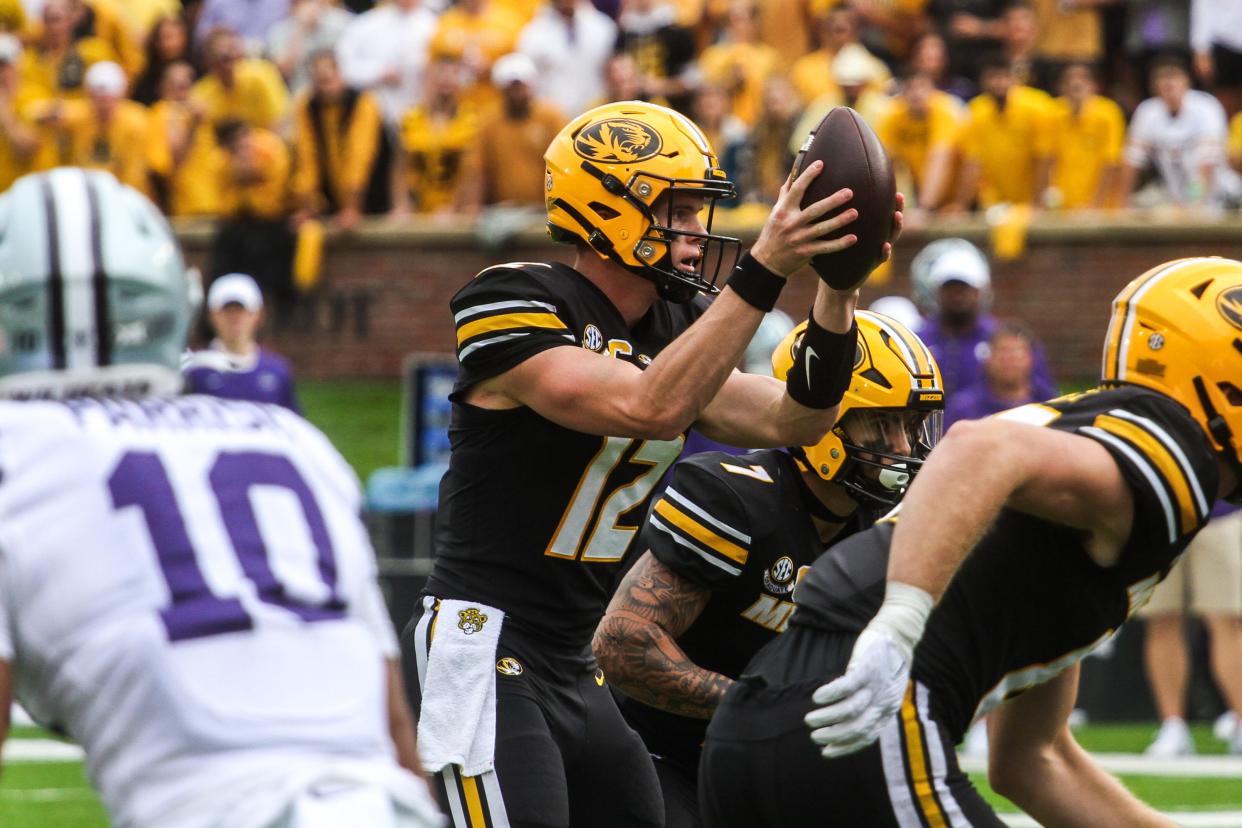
[1091, 414, 1200, 537]
[1107, 258, 1213, 381]
[652, 499, 749, 565]
[456, 311, 569, 346]
[859, 310, 933, 379]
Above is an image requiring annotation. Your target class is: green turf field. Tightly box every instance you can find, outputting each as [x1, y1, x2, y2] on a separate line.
[299, 379, 404, 482]
[4, 724, 1241, 826]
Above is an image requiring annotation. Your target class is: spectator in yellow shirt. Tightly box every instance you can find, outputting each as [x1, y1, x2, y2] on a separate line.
[1044, 63, 1125, 209]
[400, 53, 480, 216]
[192, 27, 290, 131]
[697, 0, 780, 126]
[430, 0, 522, 114]
[29, 61, 150, 194]
[0, 34, 38, 192]
[19, 0, 117, 101]
[744, 75, 803, 203]
[65, 0, 143, 79]
[292, 50, 390, 231]
[0, 0, 24, 35]
[130, 14, 192, 106]
[950, 52, 1054, 211]
[877, 70, 963, 212]
[146, 60, 225, 217]
[789, 5, 890, 106]
[211, 118, 297, 317]
[463, 52, 565, 210]
[791, 42, 892, 152]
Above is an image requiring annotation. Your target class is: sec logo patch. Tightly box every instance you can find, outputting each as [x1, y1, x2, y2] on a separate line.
[583, 324, 604, 351]
[763, 556, 796, 595]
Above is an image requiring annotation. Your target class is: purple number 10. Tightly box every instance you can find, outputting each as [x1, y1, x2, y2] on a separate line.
[109, 450, 346, 642]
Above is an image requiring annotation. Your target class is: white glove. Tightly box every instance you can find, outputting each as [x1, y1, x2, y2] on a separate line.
[804, 626, 912, 758]
[804, 581, 933, 759]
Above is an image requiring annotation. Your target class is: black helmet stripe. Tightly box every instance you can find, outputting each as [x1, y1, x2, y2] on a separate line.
[38, 176, 67, 370]
[84, 174, 111, 366]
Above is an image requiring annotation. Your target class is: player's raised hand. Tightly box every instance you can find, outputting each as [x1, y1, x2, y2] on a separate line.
[804, 626, 913, 759]
[748, 160, 860, 279]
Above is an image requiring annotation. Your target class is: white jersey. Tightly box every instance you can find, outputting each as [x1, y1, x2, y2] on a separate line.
[1125, 89, 1242, 204]
[0, 396, 431, 828]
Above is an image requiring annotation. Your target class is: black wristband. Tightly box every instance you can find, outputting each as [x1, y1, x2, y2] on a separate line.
[786, 317, 857, 409]
[726, 251, 785, 312]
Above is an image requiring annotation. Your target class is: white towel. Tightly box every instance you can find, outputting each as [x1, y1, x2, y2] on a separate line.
[415, 598, 504, 776]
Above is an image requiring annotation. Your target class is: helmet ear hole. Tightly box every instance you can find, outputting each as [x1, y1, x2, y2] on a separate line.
[1220, 382, 1242, 406]
[587, 201, 620, 221]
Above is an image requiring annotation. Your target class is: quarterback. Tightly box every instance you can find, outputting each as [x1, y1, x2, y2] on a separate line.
[700, 258, 1242, 827]
[400, 99, 903, 827]
[595, 311, 943, 827]
[0, 169, 442, 828]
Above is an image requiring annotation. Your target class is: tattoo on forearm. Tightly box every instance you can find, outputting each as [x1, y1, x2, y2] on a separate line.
[593, 554, 734, 719]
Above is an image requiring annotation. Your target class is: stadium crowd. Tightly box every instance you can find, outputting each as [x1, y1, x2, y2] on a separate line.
[1, 0, 1242, 237]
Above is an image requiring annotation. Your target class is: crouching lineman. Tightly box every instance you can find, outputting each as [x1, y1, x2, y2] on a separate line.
[699, 257, 1242, 827]
[594, 311, 944, 827]
[0, 169, 443, 828]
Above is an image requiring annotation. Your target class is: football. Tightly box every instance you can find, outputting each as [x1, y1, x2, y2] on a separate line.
[793, 107, 896, 290]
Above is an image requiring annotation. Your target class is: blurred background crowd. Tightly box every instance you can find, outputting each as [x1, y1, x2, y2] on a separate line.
[4, 0, 1242, 238]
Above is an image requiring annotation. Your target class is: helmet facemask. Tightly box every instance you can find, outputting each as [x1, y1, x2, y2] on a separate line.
[630, 174, 740, 303]
[830, 407, 944, 507]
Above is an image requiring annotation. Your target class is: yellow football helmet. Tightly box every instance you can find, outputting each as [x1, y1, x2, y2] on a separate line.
[544, 100, 739, 303]
[772, 311, 945, 506]
[1102, 257, 1242, 476]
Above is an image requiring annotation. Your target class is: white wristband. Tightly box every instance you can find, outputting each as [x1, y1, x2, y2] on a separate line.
[869, 581, 934, 658]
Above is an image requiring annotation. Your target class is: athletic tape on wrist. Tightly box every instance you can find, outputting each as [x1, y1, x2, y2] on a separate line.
[786, 318, 857, 409]
[871, 581, 934, 657]
[725, 251, 785, 312]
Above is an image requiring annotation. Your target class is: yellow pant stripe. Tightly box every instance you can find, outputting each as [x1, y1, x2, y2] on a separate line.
[462, 774, 488, 828]
[653, 498, 749, 564]
[456, 311, 567, 345]
[899, 683, 949, 828]
[1094, 414, 1196, 534]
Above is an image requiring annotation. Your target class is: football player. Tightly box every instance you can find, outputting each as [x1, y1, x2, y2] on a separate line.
[594, 311, 944, 827]
[0, 169, 443, 828]
[699, 258, 1242, 827]
[400, 99, 904, 828]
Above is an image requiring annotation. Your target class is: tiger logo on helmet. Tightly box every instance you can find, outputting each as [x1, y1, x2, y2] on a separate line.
[771, 311, 945, 506]
[1102, 257, 1242, 484]
[545, 100, 740, 304]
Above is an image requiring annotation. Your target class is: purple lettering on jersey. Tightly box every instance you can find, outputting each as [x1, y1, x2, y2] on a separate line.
[109, 452, 252, 641]
[210, 452, 345, 621]
[109, 450, 346, 642]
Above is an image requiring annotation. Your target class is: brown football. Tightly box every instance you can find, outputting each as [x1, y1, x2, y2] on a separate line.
[793, 107, 896, 290]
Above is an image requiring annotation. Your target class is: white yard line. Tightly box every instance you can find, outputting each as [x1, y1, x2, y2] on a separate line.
[3, 740, 85, 762]
[959, 752, 1242, 778]
[1003, 813, 1242, 828]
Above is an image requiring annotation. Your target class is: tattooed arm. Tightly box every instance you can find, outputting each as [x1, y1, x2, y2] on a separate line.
[592, 551, 733, 719]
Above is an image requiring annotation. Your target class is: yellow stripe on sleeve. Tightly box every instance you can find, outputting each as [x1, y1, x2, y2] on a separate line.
[653, 499, 749, 565]
[456, 311, 568, 345]
[461, 774, 488, 828]
[1093, 414, 1197, 535]
[899, 683, 950, 828]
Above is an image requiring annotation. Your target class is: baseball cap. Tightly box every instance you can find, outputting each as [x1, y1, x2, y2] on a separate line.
[84, 61, 127, 96]
[207, 273, 264, 312]
[492, 53, 537, 87]
[0, 34, 21, 65]
[831, 43, 881, 87]
[926, 247, 990, 290]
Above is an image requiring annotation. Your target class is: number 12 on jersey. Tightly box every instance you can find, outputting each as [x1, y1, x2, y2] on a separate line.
[109, 450, 346, 643]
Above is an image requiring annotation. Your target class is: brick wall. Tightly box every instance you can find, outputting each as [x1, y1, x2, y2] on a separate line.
[179, 215, 1242, 385]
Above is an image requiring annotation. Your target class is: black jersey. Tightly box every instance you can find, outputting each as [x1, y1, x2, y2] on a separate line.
[618, 448, 872, 769]
[762, 385, 1220, 743]
[425, 262, 706, 654]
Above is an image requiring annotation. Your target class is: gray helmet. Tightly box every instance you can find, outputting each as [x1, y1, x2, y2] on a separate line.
[909, 238, 991, 316]
[0, 168, 199, 399]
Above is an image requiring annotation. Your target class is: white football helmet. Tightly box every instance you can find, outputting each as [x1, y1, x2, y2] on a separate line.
[909, 238, 991, 316]
[0, 169, 199, 399]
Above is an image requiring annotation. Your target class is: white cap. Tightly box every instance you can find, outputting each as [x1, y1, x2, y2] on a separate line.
[85, 61, 127, 96]
[491, 53, 537, 87]
[207, 273, 263, 312]
[926, 247, 990, 290]
[0, 34, 21, 64]
[831, 43, 881, 87]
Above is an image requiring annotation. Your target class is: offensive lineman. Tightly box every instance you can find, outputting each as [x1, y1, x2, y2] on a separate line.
[700, 257, 1242, 827]
[400, 99, 903, 827]
[0, 169, 443, 828]
[594, 311, 944, 827]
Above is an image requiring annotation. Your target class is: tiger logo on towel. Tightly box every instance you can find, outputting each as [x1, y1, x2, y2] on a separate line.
[457, 607, 489, 635]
